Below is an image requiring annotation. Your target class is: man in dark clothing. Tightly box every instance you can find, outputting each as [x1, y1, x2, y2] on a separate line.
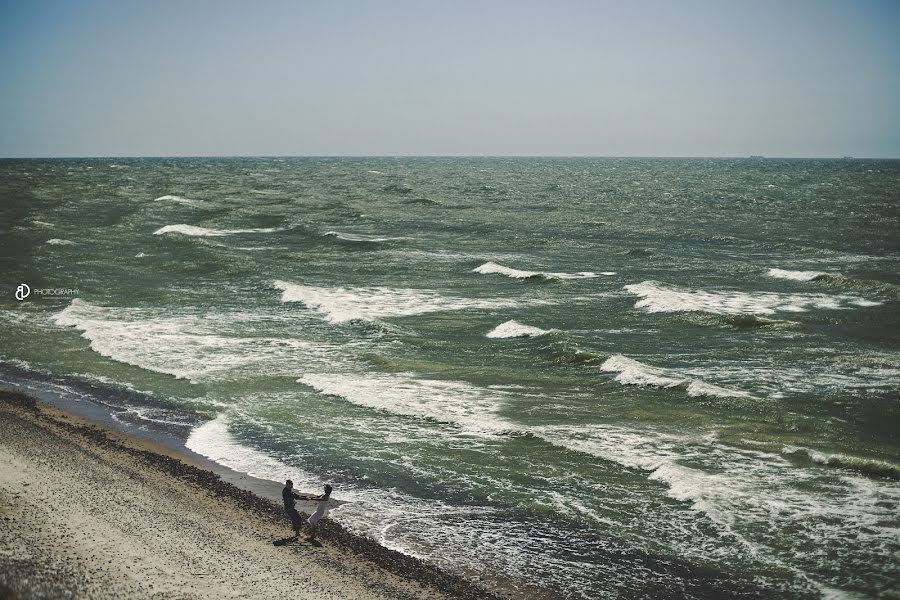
[282, 479, 305, 537]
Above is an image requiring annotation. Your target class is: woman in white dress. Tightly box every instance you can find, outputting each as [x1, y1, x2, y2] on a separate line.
[302, 484, 332, 541]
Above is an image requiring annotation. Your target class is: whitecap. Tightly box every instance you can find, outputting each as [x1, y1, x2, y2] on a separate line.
[625, 281, 878, 315]
[46, 238, 76, 245]
[486, 320, 551, 339]
[767, 268, 831, 282]
[153, 224, 281, 237]
[51, 299, 340, 383]
[322, 231, 408, 243]
[153, 194, 199, 205]
[299, 372, 512, 434]
[274, 281, 522, 324]
[473, 261, 598, 280]
[600, 354, 756, 399]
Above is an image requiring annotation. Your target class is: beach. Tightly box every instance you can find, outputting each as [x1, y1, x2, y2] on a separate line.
[0, 388, 497, 600]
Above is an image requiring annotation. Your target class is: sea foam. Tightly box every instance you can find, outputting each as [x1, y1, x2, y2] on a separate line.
[322, 231, 407, 243]
[153, 194, 199, 205]
[274, 281, 521, 324]
[153, 224, 280, 237]
[600, 354, 756, 399]
[51, 299, 337, 383]
[486, 320, 551, 339]
[625, 281, 879, 315]
[767, 268, 831, 282]
[473, 261, 600, 281]
[298, 372, 512, 434]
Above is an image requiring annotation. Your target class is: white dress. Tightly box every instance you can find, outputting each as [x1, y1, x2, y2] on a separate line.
[308, 497, 331, 527]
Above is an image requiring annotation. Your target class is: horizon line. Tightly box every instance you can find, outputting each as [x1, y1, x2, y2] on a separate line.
[0, 154, 895, 160]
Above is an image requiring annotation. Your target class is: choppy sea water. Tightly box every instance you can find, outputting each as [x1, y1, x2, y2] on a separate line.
[1, 157, 898, 599]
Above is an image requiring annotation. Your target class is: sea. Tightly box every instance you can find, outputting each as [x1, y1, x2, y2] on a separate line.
[1, 157, 898, 599]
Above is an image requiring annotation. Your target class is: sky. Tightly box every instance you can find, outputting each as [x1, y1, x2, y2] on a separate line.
[1, 0, 898, 157]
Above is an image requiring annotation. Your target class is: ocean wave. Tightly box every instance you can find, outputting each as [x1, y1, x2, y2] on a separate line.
[782, 446, 900, 480]
[600, 355, 757, 399]
[322, 231, 408, 243]
[46, 238, 76, 245]
[625, 281, 881, 315]
[274, 281, 521, 324]
[533, 422, 900, 586]
[767, 268, 831, 281]
[186, 414, 322, 487]
[401, 198, 440, 205]
[153, 224, 281, 237]
[813, 273, 900, 297]
[153, 194, 199, 205]
[473, 261, 600, 281]
[541, 339, 607, 365]
[767, 268, 899, 298]
[298, 372, 513, 434]
[486, 320, 551, 339]
[51, 299, 339, 383]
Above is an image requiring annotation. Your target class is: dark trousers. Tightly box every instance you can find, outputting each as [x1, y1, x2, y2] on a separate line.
[286, 507, 303, 533]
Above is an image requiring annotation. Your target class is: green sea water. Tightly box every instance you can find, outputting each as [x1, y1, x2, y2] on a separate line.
[1, 157, 898, 598]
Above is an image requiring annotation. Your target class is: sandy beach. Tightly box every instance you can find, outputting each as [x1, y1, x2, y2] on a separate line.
[0, 389, 500, 600]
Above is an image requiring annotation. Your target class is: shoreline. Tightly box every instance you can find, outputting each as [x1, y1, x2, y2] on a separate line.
[0, 385, 508, 600]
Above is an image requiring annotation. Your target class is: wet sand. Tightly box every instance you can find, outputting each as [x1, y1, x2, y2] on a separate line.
[0, 389, 501, 600]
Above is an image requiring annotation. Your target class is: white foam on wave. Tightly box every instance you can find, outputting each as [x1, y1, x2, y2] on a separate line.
[473, 261, 599, 280]
[767, 268, 831, 281]
[185, 410, 503, 570]
[274, 281, 522, 324]
[322, 231, 408, 243]
[535, 422, 900, 585]
[153, 194, 199, 205]
[153, 224, 280, 237]
[486, 320, 551, 339]
[187, 413, 321, 488]
[299, 372, 512, 434]
[600, 355, 756, 399]
[625, 281, 879, 315]
[46, 238, 76, 245]
[691, 356, 900, 398]
[51, 299, 340, 383]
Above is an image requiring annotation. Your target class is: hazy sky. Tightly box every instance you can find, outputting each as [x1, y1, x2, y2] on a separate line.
[1, 0, 898, 157]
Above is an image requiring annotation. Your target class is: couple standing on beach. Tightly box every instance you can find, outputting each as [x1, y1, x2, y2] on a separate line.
[283, 480, 332, 541]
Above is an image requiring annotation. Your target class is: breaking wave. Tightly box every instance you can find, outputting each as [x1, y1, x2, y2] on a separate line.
[46, 238, 76, 245]
[768, 269, 900, 297]
[767, 268, 832, 281]
[274, 281, 522, 324]
[51, 299, 338, 383]
[153, 224, 281, 237]
[625, 281, 881, 315]
[486, 320, 551, 339]
[473, 261, 601, 281]
[298, 372, 513, 434]
[782, 446, 900, 480]
[153, 194, 199, 205]
[322, 231, 408, 243]
[600, 355, 757, 399]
